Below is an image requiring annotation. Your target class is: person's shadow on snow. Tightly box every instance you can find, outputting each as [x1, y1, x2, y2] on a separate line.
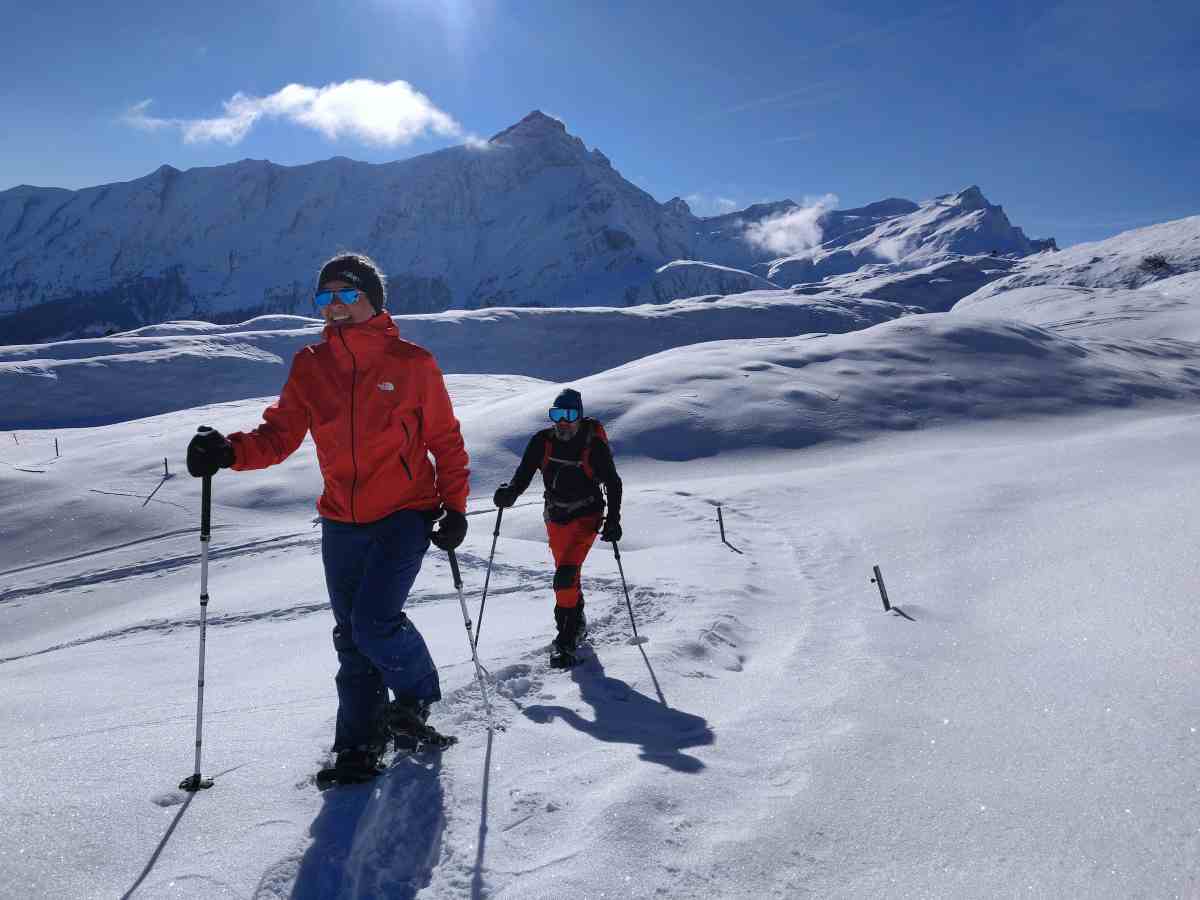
[522, 654, 714, 772]
[285, 756, 445, 900]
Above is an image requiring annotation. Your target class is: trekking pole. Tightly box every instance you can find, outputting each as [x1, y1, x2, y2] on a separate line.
[611, 541, 645, 644]
[448, 549, 495, 729]
[472, 508, 504, 651]
[180, 470, 215, 792]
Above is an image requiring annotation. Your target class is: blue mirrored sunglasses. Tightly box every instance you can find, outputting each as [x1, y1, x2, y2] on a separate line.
[548, 407, 580, 423]
[314, 288, 362, 309]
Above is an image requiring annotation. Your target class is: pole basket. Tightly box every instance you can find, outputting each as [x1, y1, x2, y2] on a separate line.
[179, 774, 214, 792]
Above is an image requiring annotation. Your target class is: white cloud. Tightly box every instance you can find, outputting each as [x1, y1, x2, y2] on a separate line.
[123, 80, 465, 147]
[743, 194, 839, 257]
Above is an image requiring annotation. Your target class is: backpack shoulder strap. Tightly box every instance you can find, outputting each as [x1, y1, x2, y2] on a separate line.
[538, 428, 555, 471]
[580, 419, 603, 481]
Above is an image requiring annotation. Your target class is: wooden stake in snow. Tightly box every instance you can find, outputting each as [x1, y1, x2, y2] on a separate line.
[870, 565, 891, 612]
[717, 506, 743, 554]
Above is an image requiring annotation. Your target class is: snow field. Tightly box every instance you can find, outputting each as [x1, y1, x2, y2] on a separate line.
[3, 232, 1200, 896]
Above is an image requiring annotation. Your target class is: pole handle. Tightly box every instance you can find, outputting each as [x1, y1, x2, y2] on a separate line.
[201, 476, 212, 539]
[448, 548, 463, 590]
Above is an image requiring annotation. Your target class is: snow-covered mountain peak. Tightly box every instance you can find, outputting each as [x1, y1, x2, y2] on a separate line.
[947, 184, 988, 211]
[765, 185, 1055, 285]
[0, 107, 1056, 343]
[489, 110, 572, 146]
[485, 110, 599, 170]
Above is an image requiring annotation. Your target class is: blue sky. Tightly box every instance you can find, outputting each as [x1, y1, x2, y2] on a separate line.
[3, 0, 1197, 247]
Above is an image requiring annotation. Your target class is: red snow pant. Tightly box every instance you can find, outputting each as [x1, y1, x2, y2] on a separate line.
[546, 513, 602, 609]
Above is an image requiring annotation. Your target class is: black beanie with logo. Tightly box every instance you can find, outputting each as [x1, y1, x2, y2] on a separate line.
[316, 253, 386, 314]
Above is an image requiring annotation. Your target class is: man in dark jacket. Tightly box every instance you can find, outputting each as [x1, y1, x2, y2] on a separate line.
[186, 253, 469, 783]
[493, 388, 622, 667]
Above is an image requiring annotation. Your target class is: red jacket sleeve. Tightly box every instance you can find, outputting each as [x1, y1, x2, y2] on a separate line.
[227, 352, 311, 470]
[420, 355, 470, 513]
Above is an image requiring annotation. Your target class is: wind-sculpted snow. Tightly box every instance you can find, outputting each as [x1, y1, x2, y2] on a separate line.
[463, 313, 1200, 467]
[0, 293, 910, 428]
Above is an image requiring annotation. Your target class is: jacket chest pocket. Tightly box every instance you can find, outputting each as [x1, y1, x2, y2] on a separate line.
[364, 393, 421, 457]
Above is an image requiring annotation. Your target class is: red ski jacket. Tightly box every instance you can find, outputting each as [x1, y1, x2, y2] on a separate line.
[228, 314, 470, 523]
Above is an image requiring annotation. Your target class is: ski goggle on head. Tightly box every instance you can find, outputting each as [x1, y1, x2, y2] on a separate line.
[548, 407, 580, 423]
[314, 288, 362, 309]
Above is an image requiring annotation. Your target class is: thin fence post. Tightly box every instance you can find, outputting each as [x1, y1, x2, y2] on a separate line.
[870, 565, 891, 612]
[55, 438, 60, 458]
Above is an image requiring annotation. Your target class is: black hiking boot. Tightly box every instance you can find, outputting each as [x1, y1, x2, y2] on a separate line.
[551, 604, 584, 668]
[316, 747, 385, 789]
[381, 698, 457, 751]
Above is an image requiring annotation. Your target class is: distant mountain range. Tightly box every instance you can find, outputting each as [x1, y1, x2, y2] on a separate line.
[0, 110, 1055, 344]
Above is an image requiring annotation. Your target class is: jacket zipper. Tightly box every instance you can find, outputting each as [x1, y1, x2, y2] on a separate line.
[337, 330, 360, 522]
[398, 420, 412, 479]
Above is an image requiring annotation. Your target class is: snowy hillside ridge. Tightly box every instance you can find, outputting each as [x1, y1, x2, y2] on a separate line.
[0, 292, 913, 429]
[767, 186, 1056, 286]
[792, 255, 1020, 312]
[956, 214, 1200, 306]
[649, 260, 779, 303]
[0, 106, 1051, 343]
[523, 313, 1200, 461]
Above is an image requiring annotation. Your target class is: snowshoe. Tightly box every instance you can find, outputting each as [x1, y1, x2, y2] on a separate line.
[381, 699, 458, 752]
[549, 639, 580, 669]
[315, 748, 386, 790]
[550, 602, 586, 669]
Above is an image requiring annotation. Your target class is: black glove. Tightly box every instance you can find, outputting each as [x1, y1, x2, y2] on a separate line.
[601, 515, 622, 543]
[493, 483, 518, 509]
[430, 508, 468, 551]
[187, 426, 235, 478]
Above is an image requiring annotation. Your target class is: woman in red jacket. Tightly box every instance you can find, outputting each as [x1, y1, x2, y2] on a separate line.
[186, 254, 470, 783]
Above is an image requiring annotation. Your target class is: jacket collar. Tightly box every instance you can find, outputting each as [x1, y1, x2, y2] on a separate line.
[322, 313, 398, 359]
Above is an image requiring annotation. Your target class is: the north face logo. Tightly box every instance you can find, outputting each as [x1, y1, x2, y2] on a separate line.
[377, 382, 395, 392]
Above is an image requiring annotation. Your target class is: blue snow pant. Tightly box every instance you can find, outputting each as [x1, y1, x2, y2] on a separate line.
[321, 509, 441, 752]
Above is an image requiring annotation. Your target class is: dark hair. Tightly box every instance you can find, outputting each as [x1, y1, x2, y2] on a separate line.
[316, 253, 386, 313]
[554, 388, 583, 412]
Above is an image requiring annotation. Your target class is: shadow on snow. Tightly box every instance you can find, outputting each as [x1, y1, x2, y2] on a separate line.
[522, 653, 714, 772]
[289, 756, 445, 900]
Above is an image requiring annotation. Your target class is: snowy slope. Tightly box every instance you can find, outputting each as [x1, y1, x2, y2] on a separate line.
[960, 215, 1200, 301]
[953, 215, 1200, 339]
[4, 218, 1200, 898]
[793, 255, 1020, 312]
[4, 374, 1200, 898]
[0, 292, 913, 429]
